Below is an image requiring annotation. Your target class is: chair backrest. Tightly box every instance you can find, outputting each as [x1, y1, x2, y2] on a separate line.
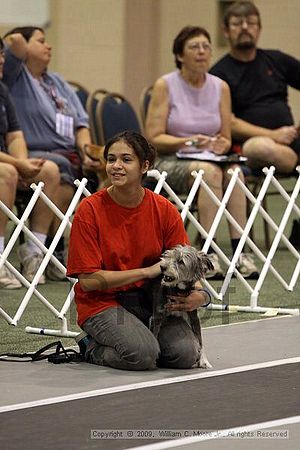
[67, 80, 90, 110]
[139, 85, 153, 129]
[86, 88, 109, 144]
[97, 92, 141, 145]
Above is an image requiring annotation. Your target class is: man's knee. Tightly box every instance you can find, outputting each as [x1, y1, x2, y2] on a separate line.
[0, 163, 18, 189]
[242, 136, 275, 157]
[243, 136, 298, 172]
[38, 160, 60, 185]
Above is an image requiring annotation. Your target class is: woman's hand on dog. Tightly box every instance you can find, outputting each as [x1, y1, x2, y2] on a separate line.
[144, 262, 162, 279]
[166, 289, 208, 311]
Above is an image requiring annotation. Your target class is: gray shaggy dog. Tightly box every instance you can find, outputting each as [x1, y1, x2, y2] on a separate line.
[150, 245, 213, 368]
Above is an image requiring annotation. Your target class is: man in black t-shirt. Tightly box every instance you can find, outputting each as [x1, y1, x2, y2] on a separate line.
[0, 36, 60, 288]
[210, 1, 300, 175]
[210, 1, 300, 249]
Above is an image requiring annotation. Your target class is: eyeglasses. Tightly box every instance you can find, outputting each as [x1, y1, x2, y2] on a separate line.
[229, 17, 260, 28]
[186, 42, 212, 52]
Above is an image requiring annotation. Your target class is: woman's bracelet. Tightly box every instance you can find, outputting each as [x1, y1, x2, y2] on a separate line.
[185, 138, 198, 147]
[193, 288, 212, 307]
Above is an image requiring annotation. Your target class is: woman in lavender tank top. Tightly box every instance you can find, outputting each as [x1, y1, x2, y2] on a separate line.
[146, 26, 258, 279]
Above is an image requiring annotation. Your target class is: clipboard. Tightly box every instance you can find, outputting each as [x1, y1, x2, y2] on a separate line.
[176, 149, 247, 163]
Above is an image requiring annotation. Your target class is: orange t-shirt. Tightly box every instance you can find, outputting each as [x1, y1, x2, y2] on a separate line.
[67, 188, 189, 326]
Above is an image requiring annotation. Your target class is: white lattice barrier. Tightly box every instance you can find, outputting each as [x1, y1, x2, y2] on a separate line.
[149, 166, 300, 316]
[0, 167, 299, 338]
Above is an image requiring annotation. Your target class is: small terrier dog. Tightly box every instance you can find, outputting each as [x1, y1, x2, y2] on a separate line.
[150, 245, 213, 368]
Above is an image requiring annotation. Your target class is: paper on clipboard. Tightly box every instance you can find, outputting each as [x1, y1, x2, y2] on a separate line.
[176, 147, 247, 163]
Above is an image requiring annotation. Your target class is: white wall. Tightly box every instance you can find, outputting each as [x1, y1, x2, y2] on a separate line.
[0, 0, 299, 120]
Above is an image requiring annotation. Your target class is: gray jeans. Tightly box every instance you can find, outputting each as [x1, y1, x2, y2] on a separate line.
[82, 306, 201, 371]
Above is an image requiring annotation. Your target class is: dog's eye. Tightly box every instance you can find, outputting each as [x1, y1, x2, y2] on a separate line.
[163, 275, 175, 282]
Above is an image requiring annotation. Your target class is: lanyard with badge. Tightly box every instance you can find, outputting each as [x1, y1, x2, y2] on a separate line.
[40, 74, 74, 139]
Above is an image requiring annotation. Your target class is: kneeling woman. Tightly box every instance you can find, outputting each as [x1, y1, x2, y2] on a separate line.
[67, 131, 209, 370]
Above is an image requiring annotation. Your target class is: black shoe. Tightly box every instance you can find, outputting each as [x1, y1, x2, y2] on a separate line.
[289, 219, 300, 250]
[46, 249, 67, 281]
[75, 331, 91, 357]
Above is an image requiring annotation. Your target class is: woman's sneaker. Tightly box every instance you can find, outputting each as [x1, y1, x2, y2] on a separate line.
[205, 253, 224, 279]
[237, 253, 259, 279]
[18, 243, 46, 284]
[0, 264, 22, 289]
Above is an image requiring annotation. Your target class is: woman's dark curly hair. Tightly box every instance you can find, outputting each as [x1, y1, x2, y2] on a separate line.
[104, 130, 156, 178]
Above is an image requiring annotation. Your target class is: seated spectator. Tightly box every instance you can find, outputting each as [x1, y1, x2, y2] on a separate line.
[146, 26, 258, 279]
[67, 130, 210, 370]
[210, 1, 300, 248]
[2, 27, 101, 279]
[0, 37, 60, 289]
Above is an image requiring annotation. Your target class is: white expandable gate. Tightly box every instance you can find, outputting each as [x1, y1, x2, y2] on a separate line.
[0, 166, 299, 339]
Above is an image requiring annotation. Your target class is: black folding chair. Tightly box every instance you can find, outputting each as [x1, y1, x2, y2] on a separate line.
[67, 80, 90, 110]
[96, 92, 141, 145]
[139, 85, 153, 130]
[86, 88, 109, 145]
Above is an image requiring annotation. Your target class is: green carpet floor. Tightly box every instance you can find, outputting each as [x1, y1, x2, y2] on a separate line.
[1, 178, 299, 354]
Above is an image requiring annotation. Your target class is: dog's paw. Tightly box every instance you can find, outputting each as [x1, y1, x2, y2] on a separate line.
[198, 350, 212, 369]
[199, 359, 212, 369]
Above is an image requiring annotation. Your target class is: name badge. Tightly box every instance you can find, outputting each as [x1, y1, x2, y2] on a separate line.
[56, 113, 74, 139]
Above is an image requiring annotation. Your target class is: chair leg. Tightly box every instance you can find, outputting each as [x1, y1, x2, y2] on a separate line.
[247, 196, 255, 244]
[262, 196, 271, 249]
